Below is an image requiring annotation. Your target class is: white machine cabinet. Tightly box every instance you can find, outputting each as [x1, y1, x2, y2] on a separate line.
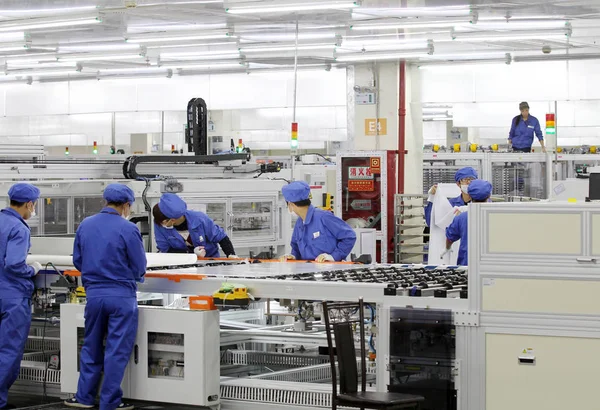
[61, 304, 220, 407]
[465, 202, 600, 410]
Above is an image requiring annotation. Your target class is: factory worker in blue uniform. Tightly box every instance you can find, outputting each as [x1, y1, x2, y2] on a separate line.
[0, 183, 42, 410]
[280, 181, 356, 262]
[445, 180, 492, 266]
[424, 167, 478, 227]
[65, 184, 146, 410]
[152, 193, 237, 258]
[508, 101, 546, 153]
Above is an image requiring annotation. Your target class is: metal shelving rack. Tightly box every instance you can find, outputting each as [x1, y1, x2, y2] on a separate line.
[394, 194, 428, 264]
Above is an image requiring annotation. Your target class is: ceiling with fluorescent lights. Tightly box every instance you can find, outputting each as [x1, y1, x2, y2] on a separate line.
[0, 0, 598, 82]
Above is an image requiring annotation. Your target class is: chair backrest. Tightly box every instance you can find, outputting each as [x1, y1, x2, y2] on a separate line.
[333, 322, 358, 394]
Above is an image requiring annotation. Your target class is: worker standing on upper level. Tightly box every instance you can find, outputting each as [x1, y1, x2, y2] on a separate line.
[153, 193, 237, 258]
[280, 181, 356, 262]
[508, 101, 546, 153]
[65, 184, 146, 410]
[0, 183, 42, 410]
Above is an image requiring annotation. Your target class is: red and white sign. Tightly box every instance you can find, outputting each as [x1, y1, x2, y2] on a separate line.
[348, 180, 375, 192]
[348, 166, 374, 180]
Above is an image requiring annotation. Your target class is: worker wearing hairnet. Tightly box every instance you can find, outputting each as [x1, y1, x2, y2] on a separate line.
[445, 180, 493, 266]
[424, 167, 478, 227]
[0, 183, 41, 410]
[65, 184, 146, 410]
[153, 193, 236, 258]
[280, 181, 356, 262]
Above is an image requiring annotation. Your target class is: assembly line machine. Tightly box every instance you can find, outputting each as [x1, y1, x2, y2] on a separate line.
[4, 145, 599, 410]
[20, 196, 596, 410]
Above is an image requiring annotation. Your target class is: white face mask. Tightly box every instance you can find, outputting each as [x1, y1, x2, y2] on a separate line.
[461, 184, 469, 194]
[28, 203, 36, 218]
[122, 204, 131, 220]
[287, 206, 295, 216]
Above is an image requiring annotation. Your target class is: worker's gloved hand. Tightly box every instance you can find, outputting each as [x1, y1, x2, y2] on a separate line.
[30, 261, 43, 275]
[279, 254, 296, 262]
[193, 246, 206, 258]
[427, 184, 438, 202]
[440, 248, 453, 260]
[315, 253, 335, 263]
[227, 254, 239, 259]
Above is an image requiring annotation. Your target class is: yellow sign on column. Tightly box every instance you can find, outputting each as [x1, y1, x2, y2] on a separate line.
[364, 118, 387, 136]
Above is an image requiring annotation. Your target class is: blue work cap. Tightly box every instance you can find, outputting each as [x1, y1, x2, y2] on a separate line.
[103, 184, 135, 204]
[8, 183, 40, 203]
[282, 181, 310, 203]
[158, 193, 187, 219]
[455, 167, 478, 183]
[468, 180, 492, 201]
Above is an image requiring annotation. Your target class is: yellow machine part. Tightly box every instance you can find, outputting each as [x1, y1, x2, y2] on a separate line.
[432, 144, 440, 152]
[469, 144, 478, 152]
[453, 143, 461, 152]
[591, 146, 597, 154]
[491, 144, 499, 151]
[320, 193, 333, 212]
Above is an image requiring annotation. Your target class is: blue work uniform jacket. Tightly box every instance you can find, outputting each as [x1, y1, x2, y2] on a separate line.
[508, 115, 543, 150]
[425, 195, 468, 227]
[74, 207, 147, 298]
[0, 208, 35, 299]
[154, 210, 227, 257]
[291, 205, 357, 261]
[446, 211, 469, 266]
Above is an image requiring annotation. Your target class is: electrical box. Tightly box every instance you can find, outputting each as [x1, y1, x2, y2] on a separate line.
[61, 304, 220, 407]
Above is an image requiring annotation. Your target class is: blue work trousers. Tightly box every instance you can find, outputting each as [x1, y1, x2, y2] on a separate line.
[76, 297, 138, 410]
[0, 298, 31, 408]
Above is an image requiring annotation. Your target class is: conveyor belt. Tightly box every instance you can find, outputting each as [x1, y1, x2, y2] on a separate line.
[143, 264, 468, 298]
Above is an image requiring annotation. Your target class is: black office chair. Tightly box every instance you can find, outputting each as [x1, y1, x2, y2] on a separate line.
[322, 299, 424, 410]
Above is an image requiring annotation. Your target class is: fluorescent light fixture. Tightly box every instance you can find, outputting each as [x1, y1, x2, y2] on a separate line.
[0, 32, 27, 43]
[145, 41, 235, 50]
[58, 53, 145, 62]
[451, 28, 571, 42]
[137, 0, 222, 6]
[160, 49, 239, 58]
[163, 62, 243, 69]
[238, 32, 337, 42]
[352, 6, 471, 19]
[127, 23, 227, 34]
[418, 61, 509, 70]
[7, 61, 78, 69]
[0, 14, 102, 32]
[0, 6, 97, 15]
[226, 1, 360, 14]
[336, 50, 429, 62]
[241, 44, 335, 53]
[351, 18, 473, 31]
[4, 69, 82, 78]
[0, 44, 30, 53]
[456, 20, 568, 31]
[6, 54, 58, 64]
[126, 32, 231, 43]
[97, 67, 170, 75]
[513, 53, 600, 63]
[338, 39, 430, 53]
[59, 43, 141, 52]
[162, 53, 241, 61]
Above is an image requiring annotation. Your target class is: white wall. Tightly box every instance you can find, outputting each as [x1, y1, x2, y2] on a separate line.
[418, 60, 600, 147]
[0, 68, 347, 151]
